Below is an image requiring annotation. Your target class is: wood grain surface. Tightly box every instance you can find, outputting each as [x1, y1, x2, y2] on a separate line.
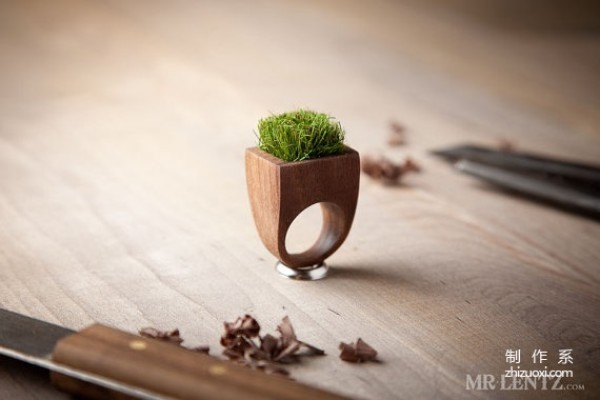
[0, 0, 599, 399]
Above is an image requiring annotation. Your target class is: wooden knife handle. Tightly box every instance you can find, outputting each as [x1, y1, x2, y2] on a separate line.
[50, 324, 348, 400]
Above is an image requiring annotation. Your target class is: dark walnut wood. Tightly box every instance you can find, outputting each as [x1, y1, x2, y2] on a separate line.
[245, 147, 360, 269]
[51, 324, 348, 400]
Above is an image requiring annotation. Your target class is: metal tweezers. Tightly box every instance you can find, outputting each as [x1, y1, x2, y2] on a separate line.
[432, 144, 600, 219]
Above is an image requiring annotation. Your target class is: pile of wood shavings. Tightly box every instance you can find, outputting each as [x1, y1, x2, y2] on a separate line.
[139, 315, 379, 377]
[220, 315, 324, 376]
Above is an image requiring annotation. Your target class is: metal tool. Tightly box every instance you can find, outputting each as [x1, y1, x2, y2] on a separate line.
[432, 144, 600, 218]
[0, 309, 165, 399]
[0, 308, 347, 400]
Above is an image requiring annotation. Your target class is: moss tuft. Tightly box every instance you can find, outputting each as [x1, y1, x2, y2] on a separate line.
[257, 109, 345, 162]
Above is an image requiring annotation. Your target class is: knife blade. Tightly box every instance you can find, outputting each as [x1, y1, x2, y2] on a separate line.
[432, 144, 600, 218]
[455, 159, 600, 216]
[432, 144, 600, 186]
[0, 309, 167, 399]
[0, 309, 347, 400]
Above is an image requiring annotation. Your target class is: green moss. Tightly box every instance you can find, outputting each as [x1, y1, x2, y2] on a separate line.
[257, 109, 345, 162]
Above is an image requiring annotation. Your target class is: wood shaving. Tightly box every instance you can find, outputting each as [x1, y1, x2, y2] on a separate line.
[498, 138, 517, 152]
[362, 155, 421, 184]
[190, 345, 210, 354]
[139, 327, 209, 354]
[387, 121, 406, 146]
[339, 338, 378, 363]
[139, 327, 184, 345]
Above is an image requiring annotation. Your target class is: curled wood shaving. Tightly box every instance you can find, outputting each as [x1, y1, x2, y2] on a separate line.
[139, 327, 184, 345]
[339, 338, 378, 363]
[139, 327, 209, 355]
[387, 121, 406, 146]
[498, 138, 517, 152]
[362, 155, 421, 184]
[223, 314, 261, 338]
[190, 345, 210, 354]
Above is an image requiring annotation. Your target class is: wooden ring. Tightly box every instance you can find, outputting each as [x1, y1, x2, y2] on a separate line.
[246, 146, 360, 269]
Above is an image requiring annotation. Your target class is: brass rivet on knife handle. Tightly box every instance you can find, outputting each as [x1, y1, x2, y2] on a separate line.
[208, 365, 227, 376]
[51, 324, 348, 400]
[128, 340, 147, 351]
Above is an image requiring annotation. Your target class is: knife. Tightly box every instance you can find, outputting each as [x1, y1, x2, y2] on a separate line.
[432, 144, 600, 186]
[0, 309, 347, 400]
[432, 144, 600, 218]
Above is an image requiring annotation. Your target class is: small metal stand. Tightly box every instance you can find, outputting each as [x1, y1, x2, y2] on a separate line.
[275, 261, 329, 281]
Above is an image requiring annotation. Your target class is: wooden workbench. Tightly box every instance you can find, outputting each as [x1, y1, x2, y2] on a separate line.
[1, 0, 598, 398]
